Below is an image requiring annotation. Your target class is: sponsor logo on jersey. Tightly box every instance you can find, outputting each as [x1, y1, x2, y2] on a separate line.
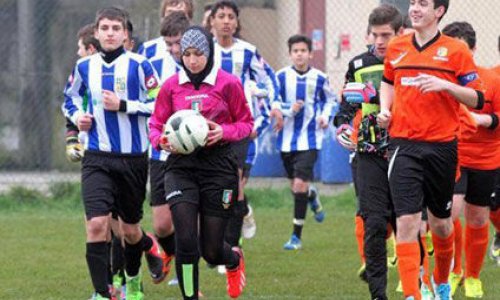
[222, 189, 233, 209]
[390, 51, 407, 66]
[401, 77, 419, 86]
[433, 47, 449, 61]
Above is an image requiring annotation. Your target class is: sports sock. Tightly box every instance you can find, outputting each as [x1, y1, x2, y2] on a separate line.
[176, 260, 199, 300]
[124, 239, 143, 277]
[111, 235, 124, 276]
[141, 230, 153, 252]
[86, 242, 111, 298]
[293, 192, 308, 238]
[308, 185, 317, 200]
[355, 215, 366, 263]
[490, 209, 500, 233]
[452, 218, 463, 275]
[158, 234, 176, 256]
[432, 231, 455, 284]
[419, 236, 430, 286]
[396, 242, 421, 300]
[465, 223, 489, 278]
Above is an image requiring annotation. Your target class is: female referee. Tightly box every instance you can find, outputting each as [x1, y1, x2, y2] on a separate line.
[149, 26, 253, 300]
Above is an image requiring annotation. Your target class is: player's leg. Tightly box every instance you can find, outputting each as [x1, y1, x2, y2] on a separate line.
[449, 169, 466, 295]
[424, 141, 457, 299]
[150, 160, 175, 280]
[110, 213, 126, 298]
[358, 154, 392, 300]
[82, 153, 116, 299]
[489, 171, 500, 265]
[388, 141, 425, 300]
[351, 153, 367, 277]
[462, 168, 496, 298]
[418, 218, 432, 300]
[241, 139, 258, 239]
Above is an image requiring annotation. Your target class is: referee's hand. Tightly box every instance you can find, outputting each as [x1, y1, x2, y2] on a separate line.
[206, 120, 223, 146]
[159, 135, 178, 154]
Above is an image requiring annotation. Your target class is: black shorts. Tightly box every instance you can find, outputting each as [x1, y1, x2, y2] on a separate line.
[163, 145, 239, 218]
[388, 139, 457, 219]
[492, 171, 500, 211]
[231, 137, 250, 170]
[281, 150, 318, 181]
[453, 167, 497, 207]
[81, 151, 148, 224]
[150, 159, 168, 206]
[357, 153, 393, 218]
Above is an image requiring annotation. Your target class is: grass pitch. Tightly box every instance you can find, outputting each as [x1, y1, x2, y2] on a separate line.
[0, 184, 498, 299]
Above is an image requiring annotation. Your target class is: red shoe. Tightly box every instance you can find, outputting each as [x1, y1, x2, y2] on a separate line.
[226, 247, 246, 298]
[144, 232, 168, 284]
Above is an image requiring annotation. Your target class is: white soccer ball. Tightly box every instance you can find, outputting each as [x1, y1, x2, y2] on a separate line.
[163, 110, 209, 154]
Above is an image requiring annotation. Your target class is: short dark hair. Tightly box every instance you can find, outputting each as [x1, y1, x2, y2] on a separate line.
[77, 24, 100, 50]
[127, 20, 133, 34]
[434, 0, 449, 21]
[210, 1, 239, 18]
[204, 3, 214, 12]
[442, 21, 476, 50]
[160, 11, 190, 37]
[95, 7, 128, 29]
[160, 0, 194, 19]
[368, 4, 403, 33]
[287, 34, 312, 52]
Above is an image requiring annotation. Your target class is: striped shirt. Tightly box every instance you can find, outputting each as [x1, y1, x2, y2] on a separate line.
[149, 52, 181, 161]
[62, 51, 160, 154]
[138, 37, 167, 60]
[276, 66, 337, 152]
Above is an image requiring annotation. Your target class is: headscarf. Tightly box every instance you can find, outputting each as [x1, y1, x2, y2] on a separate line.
[180, 26, 215, 90]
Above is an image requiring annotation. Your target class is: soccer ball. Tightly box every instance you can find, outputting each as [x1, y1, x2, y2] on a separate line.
[163, 110, 209, 154]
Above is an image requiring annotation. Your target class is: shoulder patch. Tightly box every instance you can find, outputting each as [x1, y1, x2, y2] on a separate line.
[354, 59, 363, 69]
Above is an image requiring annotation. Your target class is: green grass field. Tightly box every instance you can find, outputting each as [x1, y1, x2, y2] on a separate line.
[0, 183, 498, 299]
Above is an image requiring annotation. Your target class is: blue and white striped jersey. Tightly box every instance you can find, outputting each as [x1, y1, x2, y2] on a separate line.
[148, 52, 181, 161]
[62, 51, 160, 154]
[138, 37, 167, 60]
[276, 66, 337, 152]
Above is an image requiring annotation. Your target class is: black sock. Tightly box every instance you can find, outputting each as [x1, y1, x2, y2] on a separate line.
[86, 242, 111, 298]
[141, 231, 153, 252]
[106, 242, 113, 285]
[111, 235, 124, 276]
[158, 234, 176, 256]
[293, 192, 308, 238]
[225, 246, 240, 270]
[308, 185, 317, 201]
[124, 239, 143, 277]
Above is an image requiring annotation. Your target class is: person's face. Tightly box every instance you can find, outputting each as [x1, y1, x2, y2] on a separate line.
[164, 34, 182, 62]
[210, 6, 238, 38]
[370, 24, 396, 58]
[408, 0, 444, 30]
[95, 18, 127, 51]
[289, 42, 311, 69]
[77, 39, 97, 58]
[182, 48, 208, 74]
[164, 1, 187, 17]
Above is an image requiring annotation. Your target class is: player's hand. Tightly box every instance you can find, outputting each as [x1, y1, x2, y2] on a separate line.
[77, 113, 93, 131]
[318, 116, 329, 129]
[249, 129, 258, 139]
[292, 100, 304, 113]
[249, 82, 269, 98]
[342, 82, 377, 104]
[336, 124, 356, 150]
[159, 135, 178, 154]
[377, 109, 391, 129]
[65, 133, 84, 162]
[270, 108, 283, 132]
[102, 90, 121, 111]
[414, 73, 451, 93]
[206, 120, 223, 146]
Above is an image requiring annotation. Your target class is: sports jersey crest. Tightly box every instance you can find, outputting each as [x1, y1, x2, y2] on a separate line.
[222, 189, 233, 209]
[115, 77, 126, 93]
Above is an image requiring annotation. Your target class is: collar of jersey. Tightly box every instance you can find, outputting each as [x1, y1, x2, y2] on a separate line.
[412, 31, 441, 52]
[179, 66, 217, 86]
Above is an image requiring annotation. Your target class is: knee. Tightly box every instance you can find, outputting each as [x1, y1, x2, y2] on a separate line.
[201, 245, 222, 265]
[364, 216, 388, 238]
[121, 224, 142, 244]
[86, 217, 109, 241]
[396, 214, 421, 242]
[292, 179, 307, 194]
[430, 219, 453, 237]
[153, 218, 174, 237]
[466, 211, 489, 228]
[175, 233, 199, 259]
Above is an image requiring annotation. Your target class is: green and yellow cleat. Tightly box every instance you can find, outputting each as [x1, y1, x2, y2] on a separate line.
[464, 277, 484, 298]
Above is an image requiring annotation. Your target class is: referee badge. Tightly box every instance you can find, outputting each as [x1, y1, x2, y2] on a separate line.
[191, 100, 201, 112]
[222, 189, 233, 209]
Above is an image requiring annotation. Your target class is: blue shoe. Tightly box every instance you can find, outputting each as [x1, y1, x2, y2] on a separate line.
[308, 186, 325, 223]
[432, 276, 452, 300]
[283, 234, 302, 250]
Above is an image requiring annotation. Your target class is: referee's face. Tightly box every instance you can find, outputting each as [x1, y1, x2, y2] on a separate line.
[95, 18, 127, 52]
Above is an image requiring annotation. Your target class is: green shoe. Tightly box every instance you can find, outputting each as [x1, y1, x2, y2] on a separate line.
[113, 273, 124, 293]
[396, 280, 403, 293]
[125, 272, 144, 300]
[464, 277, 484, 298]
[449, 271, 463, 296]
[357, 263, 367, 283]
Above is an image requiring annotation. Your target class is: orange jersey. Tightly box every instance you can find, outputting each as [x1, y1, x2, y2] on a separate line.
[490, 65, 500, 76]
[383, 32, 483, 142]
[458, 67, 500, 170]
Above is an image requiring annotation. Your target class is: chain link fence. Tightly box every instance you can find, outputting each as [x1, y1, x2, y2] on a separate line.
[1, 0, 500, 191]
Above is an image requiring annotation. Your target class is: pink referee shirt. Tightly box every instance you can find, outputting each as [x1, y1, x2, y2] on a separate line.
[149, 67, 254, 150]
